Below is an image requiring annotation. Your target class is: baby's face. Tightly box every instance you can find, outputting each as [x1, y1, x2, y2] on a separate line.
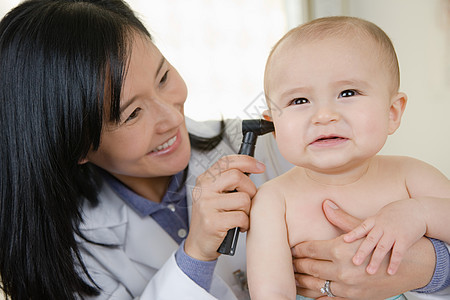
[266, 35, 400, 173]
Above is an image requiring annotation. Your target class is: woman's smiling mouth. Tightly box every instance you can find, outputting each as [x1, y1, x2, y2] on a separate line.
[150, 135, 178, 153]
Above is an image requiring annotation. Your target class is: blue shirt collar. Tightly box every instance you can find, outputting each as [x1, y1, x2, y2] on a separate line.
[102, 169, 187, 218]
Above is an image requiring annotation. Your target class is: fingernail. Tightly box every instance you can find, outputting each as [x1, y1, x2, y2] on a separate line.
[256, 161, 265, 171]
[325, 199, 339, 209]
[353, 255, 362, 265]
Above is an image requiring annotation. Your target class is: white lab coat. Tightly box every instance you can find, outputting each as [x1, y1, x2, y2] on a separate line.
[76, 118, 450, 300]
[76, 118, 292, 300]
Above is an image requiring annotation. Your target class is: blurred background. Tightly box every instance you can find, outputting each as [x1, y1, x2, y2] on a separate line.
[1, 0, 449, 178]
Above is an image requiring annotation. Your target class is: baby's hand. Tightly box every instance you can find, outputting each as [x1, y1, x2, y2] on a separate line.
[343, 199, 427, 275]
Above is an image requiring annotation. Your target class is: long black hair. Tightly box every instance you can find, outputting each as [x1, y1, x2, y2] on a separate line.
[0, 0, 155, 298]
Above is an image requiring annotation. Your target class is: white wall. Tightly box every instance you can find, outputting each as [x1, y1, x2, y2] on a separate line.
[126, 0, 289, 121]
[345, 0, 450, 177]
[0, 0, 18, 18]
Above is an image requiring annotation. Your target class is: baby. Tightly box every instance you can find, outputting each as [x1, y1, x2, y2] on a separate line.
[246, 16, 450, 300]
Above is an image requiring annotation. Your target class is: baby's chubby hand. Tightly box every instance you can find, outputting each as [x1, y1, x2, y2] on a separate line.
[343, 199, 427, 275]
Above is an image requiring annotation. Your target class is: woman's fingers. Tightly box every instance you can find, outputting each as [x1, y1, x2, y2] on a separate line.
[219, 209, 251, 232]
[216, 192, 252, 213]
[296, 273, 345, 299]
[199, 155, 265, 183]
[293, 257, 336, 283]
[212, 193, 252, 232]
[185, 155, 264, 261]
[295, 273, 326, 299]
[292, 235, 366, 279]
[322, 200, 362, 233]
[194, 156, 265, 198]
[190, 191, 251, 234]
[292, 239, 334, 260]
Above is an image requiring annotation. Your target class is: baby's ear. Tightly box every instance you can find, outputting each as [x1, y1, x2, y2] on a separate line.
[262, 109, 273, 122]
[388, 92, 407, 135]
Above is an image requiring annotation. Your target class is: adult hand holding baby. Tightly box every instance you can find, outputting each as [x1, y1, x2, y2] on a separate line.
[292, 200, 435, 300]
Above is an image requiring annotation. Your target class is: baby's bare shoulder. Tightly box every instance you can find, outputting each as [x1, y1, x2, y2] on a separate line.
[254, 167, 304, 203]
[377, 155, 449, 196]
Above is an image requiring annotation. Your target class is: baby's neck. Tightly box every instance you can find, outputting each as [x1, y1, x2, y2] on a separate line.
[303, 159, 374, 186]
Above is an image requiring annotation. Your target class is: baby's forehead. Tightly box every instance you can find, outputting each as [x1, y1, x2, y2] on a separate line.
[267, 32, 376, 76]
[278, 28, 374, 55]
[268, 27, 395, 77]
[264, 17, 400, 98]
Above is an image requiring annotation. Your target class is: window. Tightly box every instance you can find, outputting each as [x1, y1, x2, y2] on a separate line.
[127, 0, 294, 120]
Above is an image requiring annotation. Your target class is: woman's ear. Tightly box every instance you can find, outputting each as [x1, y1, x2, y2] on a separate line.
[78, 157, 89, 165]
[388, 92, 407, 135]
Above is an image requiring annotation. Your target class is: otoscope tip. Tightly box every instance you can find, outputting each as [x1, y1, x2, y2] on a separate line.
[242, 119, 274, 135]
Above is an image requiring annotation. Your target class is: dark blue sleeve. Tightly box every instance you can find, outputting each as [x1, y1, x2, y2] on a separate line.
[413, 238, 450, 293]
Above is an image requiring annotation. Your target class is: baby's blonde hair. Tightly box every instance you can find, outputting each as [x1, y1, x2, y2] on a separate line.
[264, 16, 400, 101]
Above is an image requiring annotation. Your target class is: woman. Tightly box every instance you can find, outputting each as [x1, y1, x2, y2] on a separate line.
[0, 0, 289, 299]
[0, 0, 447, 299]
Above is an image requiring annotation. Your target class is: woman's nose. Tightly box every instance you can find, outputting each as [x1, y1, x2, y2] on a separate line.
[153, 98, 184, 133]
[311, 104, 340, 125]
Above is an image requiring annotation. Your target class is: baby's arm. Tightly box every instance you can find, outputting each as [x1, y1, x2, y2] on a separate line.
[416, 197, 450, 243]
[247, 183, 296, 300]
[345, 158, 450, 275]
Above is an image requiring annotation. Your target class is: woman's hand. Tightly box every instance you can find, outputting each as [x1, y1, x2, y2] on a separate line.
[291, 200, 435, 300]
[184, 155, 265, 261]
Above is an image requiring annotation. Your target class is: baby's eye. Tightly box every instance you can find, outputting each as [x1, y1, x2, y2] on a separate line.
[290, 98, 309, 105]
[125, 107, 141, 123]
[339, 89, 358, 98]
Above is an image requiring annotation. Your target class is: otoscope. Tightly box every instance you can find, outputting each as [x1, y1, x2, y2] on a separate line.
[217, 119, 275, 256]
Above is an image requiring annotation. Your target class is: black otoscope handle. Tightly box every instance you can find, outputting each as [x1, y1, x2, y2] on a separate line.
[217, 131, 257, 255]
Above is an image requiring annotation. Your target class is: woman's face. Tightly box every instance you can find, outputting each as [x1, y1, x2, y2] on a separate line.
[84, 33, 191, 186]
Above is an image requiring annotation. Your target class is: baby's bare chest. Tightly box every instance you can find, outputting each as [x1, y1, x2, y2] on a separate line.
[284, 176, 410, 246]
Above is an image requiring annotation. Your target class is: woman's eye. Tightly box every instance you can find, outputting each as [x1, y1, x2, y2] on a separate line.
[290, 98, 309, 105]
[159, 70, 169, 86]
[125, 107, 141, 123]
[339, 89, 358, 98]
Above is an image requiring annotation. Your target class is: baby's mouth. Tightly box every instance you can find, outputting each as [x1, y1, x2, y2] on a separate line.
[311, 135, 348, 144]
[151, 135, 177, 153]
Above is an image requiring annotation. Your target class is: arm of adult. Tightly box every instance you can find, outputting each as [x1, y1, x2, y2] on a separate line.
[79, 154, 265, 299]
[292, 200, 438, 300]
